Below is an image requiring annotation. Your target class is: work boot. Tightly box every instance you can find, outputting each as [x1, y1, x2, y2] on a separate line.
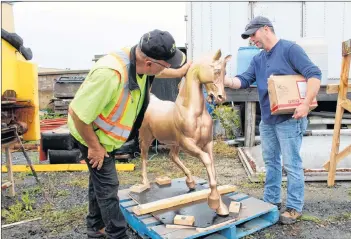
[280, 208, 302, 225]
[87, 227, 106, 238]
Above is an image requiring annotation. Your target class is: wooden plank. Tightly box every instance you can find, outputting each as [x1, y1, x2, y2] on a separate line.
[316, 87, 351, 101]
[1, 181, 12, 189]
[225, 86, 351, 102]
[4, 147, 15, 197]
[225, 87, 259, 102]
[309, 117, 351, 125]
[141, 217, 160, 226]
[132, 185, 237, 215]
[174, 215, 195, 226]
[229, 201, 242, 214]
[196, 218, 237, 232]
[156, 176, 171, 186]
[129, 184, 150, 193]
[1, 217, 42, 228]
[120, 200, 137, 208]
[244, 102, 256, 147]
[326, 84, 351, 94]
[323, 145, 351, 171]
[118, 189, 131, 202]
[165, 224, 195, 229]
[151, 224, 196, 238]
[341, 99, 351, 113]
[309, 111, 351, 119]
[1, 163, 135, 172]
[328, 52, 351, 186]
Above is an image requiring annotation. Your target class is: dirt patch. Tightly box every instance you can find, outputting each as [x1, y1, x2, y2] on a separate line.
[1, 146, 351, 239]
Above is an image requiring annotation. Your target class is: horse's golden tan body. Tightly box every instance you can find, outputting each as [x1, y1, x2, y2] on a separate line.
[139, 50, 232, 215]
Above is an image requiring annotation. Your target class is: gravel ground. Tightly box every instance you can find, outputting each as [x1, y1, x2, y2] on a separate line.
[1, 148, 350, 239]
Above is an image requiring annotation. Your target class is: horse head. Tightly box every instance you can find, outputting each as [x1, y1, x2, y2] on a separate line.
[197, 49, 232, 104]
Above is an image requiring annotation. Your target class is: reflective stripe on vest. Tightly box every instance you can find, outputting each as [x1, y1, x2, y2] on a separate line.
[93, 48, 132, 141]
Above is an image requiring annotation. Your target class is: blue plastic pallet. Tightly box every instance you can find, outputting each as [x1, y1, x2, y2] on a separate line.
[118, 184, 279, 239]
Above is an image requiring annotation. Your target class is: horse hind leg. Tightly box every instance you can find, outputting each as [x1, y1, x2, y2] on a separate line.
[169, 146, 196, 190]
[139, 125, 155, 187]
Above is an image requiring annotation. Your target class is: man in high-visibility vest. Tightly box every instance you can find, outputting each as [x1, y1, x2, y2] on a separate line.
[68, 29, 190, 239]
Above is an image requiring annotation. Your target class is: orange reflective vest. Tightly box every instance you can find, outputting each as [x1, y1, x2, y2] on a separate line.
[92, 47, 147, 144]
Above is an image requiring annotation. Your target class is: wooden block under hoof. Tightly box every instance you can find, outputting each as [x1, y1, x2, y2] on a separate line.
[229, 201, 241, 214]
[129, 184, 150, 193]
[174, 215, 195, 226]
[166, 224, 195, 229]
[156, 176, 171, 185]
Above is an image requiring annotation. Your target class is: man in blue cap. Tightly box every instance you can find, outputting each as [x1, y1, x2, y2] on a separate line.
[69, 29, 190, 238]
[224, 16, 321, 224]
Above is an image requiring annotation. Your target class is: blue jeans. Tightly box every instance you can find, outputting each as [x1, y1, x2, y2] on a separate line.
[259, 117, 308, 212]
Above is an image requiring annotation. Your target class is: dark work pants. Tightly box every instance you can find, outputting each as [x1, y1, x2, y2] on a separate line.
[73, 136, 127, 239]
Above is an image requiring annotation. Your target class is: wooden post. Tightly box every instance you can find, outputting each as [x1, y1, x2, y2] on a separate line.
[326, 39, 351, 186]
[244, 102, 256, 147]
[5, 146, 15, 196]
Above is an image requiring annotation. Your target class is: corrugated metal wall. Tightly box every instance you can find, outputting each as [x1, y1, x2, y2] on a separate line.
[186, 1, 351, 82]
[186, 2, 249, 78]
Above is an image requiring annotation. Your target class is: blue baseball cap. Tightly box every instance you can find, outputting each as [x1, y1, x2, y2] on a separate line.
[241, 16, 274, 39]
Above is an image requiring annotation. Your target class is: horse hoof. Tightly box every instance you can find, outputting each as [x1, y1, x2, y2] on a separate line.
[186, 179, 196, 189]
[142, 182, 151, 188]
[216, 203, 229, 216]
[208, 197, 220, 210]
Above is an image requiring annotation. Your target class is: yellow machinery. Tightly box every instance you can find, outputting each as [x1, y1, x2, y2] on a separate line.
[1, 2, 40, 142]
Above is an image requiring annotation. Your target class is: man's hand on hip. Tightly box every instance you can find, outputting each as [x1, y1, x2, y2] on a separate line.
[292, 102, 309, 119]
[88, 145, 109, 170]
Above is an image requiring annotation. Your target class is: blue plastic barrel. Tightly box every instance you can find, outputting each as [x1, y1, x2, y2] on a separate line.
[237, 46, 260, 86]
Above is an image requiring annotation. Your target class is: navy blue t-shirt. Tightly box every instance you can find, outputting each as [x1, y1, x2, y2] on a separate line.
[237, 39, 322, 124]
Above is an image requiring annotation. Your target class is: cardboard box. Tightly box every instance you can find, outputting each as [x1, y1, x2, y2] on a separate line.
[268, 75, 318, 115]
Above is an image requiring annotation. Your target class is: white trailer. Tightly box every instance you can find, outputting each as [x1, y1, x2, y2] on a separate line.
[185, 1, 351, 85]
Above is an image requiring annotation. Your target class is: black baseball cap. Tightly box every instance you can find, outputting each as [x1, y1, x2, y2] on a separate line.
[241, 16, 273, 39]
[138, 29, 186, 69]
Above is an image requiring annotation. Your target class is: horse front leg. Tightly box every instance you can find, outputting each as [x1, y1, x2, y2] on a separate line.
[180, 138, 220, 211]
[139, 126, 155, 188]
[203, 141, 229, 216]
[169, 146, 196, 190]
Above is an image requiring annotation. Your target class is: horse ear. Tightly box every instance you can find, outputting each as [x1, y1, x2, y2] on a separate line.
[224, 55, 232, 63]
[213, 49, 221, 61]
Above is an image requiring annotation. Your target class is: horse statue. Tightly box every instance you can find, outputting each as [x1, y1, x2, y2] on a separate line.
[138, 49, 232, 216]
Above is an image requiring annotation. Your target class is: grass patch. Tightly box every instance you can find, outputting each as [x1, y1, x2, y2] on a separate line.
[300, 214, 322, 224]
[327, 212, 351, 222]
[257, 172, 265, 184]
[240, 181, 264, 189]
[3, 199, 88, 234]
[55, 190, 70, 197]
[21, 192, 36, 211]
[1, 200, 28, 224]
[43, 203, 88, 233]
[15, 172, 31, 181]
[2, 190, 38, 223]
[67, 176, 88, 188]
[26, 185, 43, 195]
[265, 233, 275, 239]
[213, 140, 237, 158]
[239, 173, 265, 189]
